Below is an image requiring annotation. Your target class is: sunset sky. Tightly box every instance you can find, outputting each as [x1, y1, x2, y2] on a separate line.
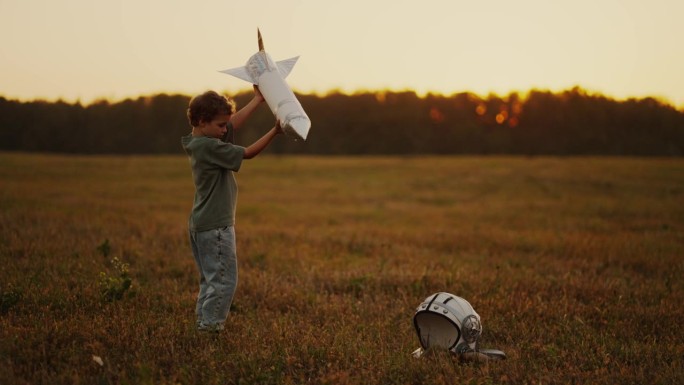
[1, 0, 683, 107]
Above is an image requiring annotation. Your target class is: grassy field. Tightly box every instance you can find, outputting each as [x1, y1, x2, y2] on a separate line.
[0, 152, 682, 384]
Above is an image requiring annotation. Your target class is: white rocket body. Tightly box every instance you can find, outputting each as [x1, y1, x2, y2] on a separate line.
[219, 32, 310, 141]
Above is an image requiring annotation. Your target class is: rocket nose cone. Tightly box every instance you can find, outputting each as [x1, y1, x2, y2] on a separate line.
[258, 28, 264, 51]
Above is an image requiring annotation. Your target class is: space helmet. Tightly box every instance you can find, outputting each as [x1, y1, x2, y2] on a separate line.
[413, 292, 482, 354]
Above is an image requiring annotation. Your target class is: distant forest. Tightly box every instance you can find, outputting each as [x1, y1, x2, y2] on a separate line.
[1, 87, 683, 156]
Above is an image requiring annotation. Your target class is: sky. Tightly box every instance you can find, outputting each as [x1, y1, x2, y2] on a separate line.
[1, 0, 683, 107]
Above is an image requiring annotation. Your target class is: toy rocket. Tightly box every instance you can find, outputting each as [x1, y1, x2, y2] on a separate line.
[220, 29, 311, 141]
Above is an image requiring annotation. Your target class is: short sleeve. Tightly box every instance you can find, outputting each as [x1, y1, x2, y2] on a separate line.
[221, 121, 235, 143]
[205, 139, 245, 172]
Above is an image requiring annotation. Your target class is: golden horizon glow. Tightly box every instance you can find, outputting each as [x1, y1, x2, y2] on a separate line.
[1, 0, 683, 108]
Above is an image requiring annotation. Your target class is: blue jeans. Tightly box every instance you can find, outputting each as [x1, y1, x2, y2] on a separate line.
[189, 226, 238, 331]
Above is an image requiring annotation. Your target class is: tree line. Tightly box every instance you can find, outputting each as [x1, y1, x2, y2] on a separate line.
[1, 87, 683, 156]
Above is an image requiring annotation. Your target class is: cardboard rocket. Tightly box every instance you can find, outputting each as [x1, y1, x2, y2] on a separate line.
[220, 29, 311, 141]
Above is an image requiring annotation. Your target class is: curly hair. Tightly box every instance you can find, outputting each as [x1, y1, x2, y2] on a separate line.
[187, 91, 236, 127]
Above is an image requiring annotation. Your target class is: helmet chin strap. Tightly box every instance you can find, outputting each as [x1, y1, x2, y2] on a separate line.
[455, 342, 475, 354]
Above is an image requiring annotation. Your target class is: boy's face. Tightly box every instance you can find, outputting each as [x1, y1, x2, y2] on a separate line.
[198, 113, 231, 139]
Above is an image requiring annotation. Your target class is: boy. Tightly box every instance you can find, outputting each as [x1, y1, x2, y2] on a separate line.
[182, 86, 281, 332]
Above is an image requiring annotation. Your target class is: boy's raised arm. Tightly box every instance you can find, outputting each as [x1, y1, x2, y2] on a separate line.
[230, 85, 265, 130]
[243, 120, 283, 159]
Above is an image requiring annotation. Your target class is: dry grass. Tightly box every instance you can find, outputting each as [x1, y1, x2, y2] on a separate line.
[1, 153, 683, 384]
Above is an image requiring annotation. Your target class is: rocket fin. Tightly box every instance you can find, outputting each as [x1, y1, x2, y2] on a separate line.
[276, 56, 300, 78]
[218, 66, 255, 84]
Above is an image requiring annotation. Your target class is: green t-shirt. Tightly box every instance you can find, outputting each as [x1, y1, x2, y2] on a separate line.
[181, 133, 246, 232]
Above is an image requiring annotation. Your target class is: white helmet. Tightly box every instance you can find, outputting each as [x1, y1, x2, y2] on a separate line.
[413, 292, 482, 354]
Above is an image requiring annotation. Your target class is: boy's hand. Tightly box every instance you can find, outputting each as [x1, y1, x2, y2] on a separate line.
[253, 85, 265, 103]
